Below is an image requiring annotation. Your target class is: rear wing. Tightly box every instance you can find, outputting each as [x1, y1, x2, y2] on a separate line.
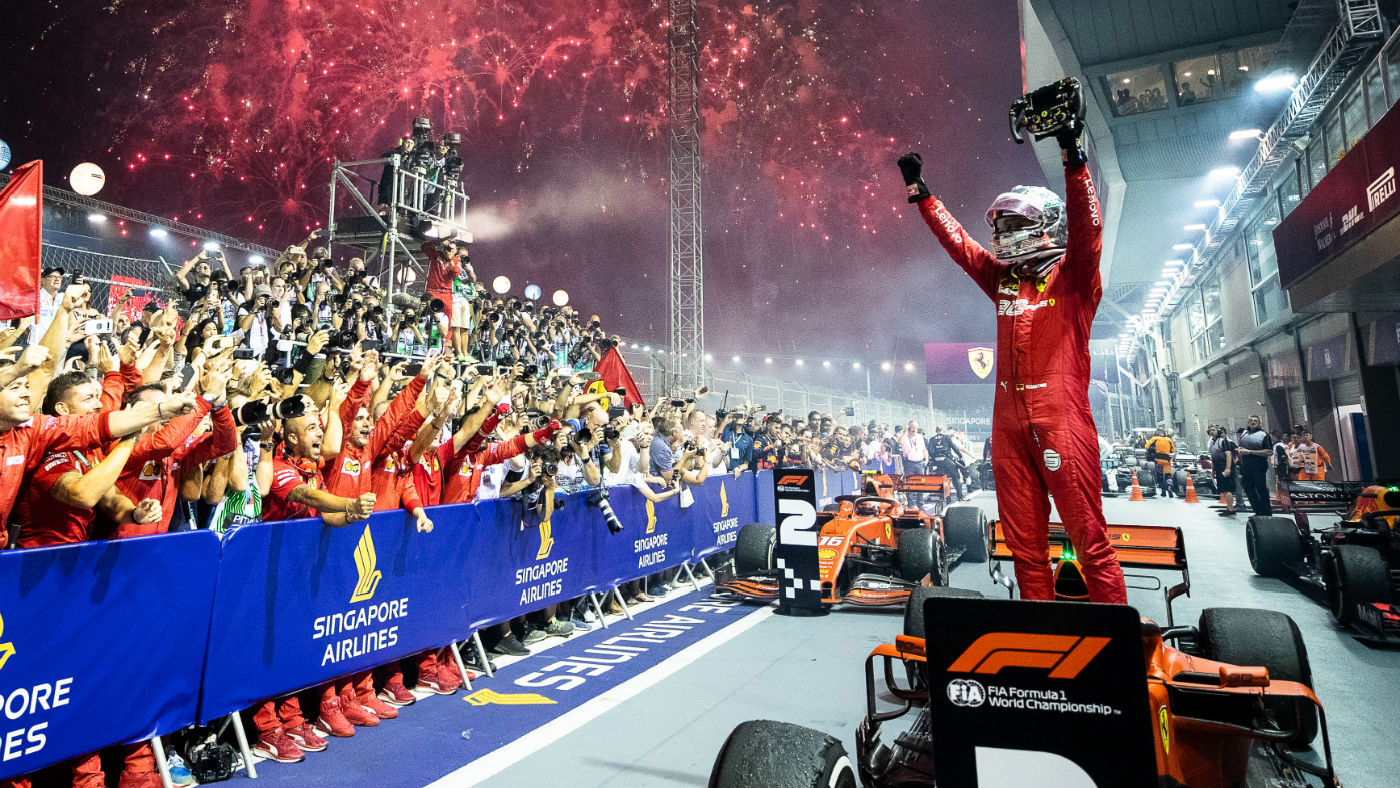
[987, 519, 1191, 624]
[1281, 481, 1368, 517]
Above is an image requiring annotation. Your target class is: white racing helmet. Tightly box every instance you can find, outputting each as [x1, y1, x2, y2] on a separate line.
[985, 185, 1068, 277]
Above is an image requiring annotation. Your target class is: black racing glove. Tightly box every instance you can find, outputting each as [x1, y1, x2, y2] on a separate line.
[1057, 119, 1087, 169]
[897, 153, 932, 204]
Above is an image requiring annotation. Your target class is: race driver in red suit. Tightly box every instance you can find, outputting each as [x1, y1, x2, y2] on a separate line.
[897, 120, 1127, 605]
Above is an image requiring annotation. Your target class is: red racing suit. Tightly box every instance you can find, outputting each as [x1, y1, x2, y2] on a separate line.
[916, 163, 1126, 604]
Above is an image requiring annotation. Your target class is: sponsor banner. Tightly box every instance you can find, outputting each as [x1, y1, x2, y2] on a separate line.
[926, 597, 1155, 787]
[925, 342, 997, 384]
[687, 474, 755, 561]
[754, 470, 776, 528]
[1362, 312, 1400, 366]
[239, 594, 764, 788]
[459, 496, 605, 633]
[773, 469, 824, 612]
[199, 509, 476, 723]
[599, 485, 694, 585]
[1275, 98, 1400, 288]
[1304, 330, 1355, 381]
[0, 531, 219, 778]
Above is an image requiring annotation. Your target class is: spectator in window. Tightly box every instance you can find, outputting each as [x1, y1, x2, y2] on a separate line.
[1236, 415, 1275, 516]
[1179, 82, 1197, 105]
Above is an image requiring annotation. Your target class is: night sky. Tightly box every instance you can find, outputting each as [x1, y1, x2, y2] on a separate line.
[1, 0, 1043, 391]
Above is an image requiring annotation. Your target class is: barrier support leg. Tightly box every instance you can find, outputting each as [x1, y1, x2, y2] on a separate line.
[472, 632, 495, 678]
[681, 562, 701, 592]
[589, 593, 609, 629]
[448, 641, 473, 691]
[227, 712, 258, 779]
[151, 736, 174, 788]
[697, 557, 712, 578]
[613, 587, 634, 620]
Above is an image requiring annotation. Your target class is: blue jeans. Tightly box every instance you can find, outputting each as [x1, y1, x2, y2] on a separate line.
[903, 460, 925, 507]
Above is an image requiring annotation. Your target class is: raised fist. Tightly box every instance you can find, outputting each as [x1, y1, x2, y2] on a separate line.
[897, 153, 931, 204]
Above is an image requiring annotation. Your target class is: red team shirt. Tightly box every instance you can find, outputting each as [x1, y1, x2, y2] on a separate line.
[263, 456, 324, 522]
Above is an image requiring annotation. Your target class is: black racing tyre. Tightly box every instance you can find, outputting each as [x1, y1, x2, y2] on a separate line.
[1323, 545, 1391, 626]
[943, 504, 989, 563]
[1172, 468, 1190, 490]
[904, 585, 985, 639]
[734, 524, 775, 574]
[709, 720, 855, 788]
[1246, 516, 1303, 578]
[897, 528, 945, 586]
[1198, 607, 1317, 748]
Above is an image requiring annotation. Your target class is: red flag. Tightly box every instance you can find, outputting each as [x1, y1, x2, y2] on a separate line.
[0, 161, 42, 320]
[108, 274, 154, 322]
[594, 347, 646, 409]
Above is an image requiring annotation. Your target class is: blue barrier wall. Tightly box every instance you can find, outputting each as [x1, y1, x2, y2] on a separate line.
[1, 471, 776, 779]
[0, 532, 219, 777]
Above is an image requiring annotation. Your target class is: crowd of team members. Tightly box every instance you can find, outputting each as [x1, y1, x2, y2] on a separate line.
[3, 230, 916, 785]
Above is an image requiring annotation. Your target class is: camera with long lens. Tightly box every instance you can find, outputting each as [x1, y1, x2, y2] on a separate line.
[603, 425, 619, 442]
[1009, 77, 1084, 144]
[232, 395, 307, 427]
[587, 489, 624, 535]
[525, 409, 551, 430]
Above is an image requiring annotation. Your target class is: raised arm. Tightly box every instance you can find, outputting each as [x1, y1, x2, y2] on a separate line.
[897, 154, 1001, 301]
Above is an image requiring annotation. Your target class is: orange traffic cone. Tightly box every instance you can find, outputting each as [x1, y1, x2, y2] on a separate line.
[1129, 470, 1145, 501]
[1183, 474, 1200, 503]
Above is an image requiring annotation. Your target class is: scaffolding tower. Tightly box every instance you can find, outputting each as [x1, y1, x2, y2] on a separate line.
[325, 155, 473, 308]
[668, 0, 704, 393]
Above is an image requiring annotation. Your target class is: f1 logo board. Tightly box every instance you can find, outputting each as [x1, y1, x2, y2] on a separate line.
[773, 469, 826, 616]
[925, 597, 1155, 786]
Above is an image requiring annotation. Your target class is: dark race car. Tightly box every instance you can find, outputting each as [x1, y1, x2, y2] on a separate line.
[1247, 481, 1400, 642]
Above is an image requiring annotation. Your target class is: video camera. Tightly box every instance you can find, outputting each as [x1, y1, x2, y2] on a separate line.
[1009, 77, 1085, 144]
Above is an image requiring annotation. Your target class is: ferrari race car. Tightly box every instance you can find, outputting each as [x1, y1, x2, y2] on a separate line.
[1247, 481, 1400, 642]
[713, 489, 988, 608]
[710, 526, 1338, 788]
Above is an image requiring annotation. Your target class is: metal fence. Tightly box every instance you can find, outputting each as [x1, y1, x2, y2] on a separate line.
[614, 342, 945, 429]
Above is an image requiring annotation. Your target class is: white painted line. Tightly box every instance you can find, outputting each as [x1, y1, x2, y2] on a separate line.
[427, 603, 776, 788]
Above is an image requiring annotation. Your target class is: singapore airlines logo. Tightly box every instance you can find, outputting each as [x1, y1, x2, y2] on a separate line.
[0, 613, 15, 671]
[349, 525, 382, 603]
[536, 519, 555, 561]
[645, 500, 657, 534]
[720, 481, 730, 518]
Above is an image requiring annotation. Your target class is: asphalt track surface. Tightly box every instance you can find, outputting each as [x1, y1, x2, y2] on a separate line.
[233, 491, 1400, 787]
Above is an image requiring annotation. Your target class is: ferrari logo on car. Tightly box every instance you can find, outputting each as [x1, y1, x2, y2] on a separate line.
[968, 347, 994, 379]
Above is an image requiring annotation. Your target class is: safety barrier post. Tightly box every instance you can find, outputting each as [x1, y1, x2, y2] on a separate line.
[471, 632, 494, 678]
[225, 713, 258, 779]
[448, 642, 474, 691]
[152, 736, 173, 788]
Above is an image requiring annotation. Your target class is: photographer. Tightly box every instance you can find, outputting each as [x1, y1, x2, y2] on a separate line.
[237, 284, 280, 360]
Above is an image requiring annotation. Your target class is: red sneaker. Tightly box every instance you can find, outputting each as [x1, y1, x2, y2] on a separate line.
[284, 722, 328, 753]
[378, 680, 416, 707]
[416, 671, 455, 695]
[313, 696, 354, 738]
[252, 728, 305, 764]
[116, 771, 162, 788]
[359, 693, 399, 720]
[437, 663, 464, 692]
[339, 691, 380, 727]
